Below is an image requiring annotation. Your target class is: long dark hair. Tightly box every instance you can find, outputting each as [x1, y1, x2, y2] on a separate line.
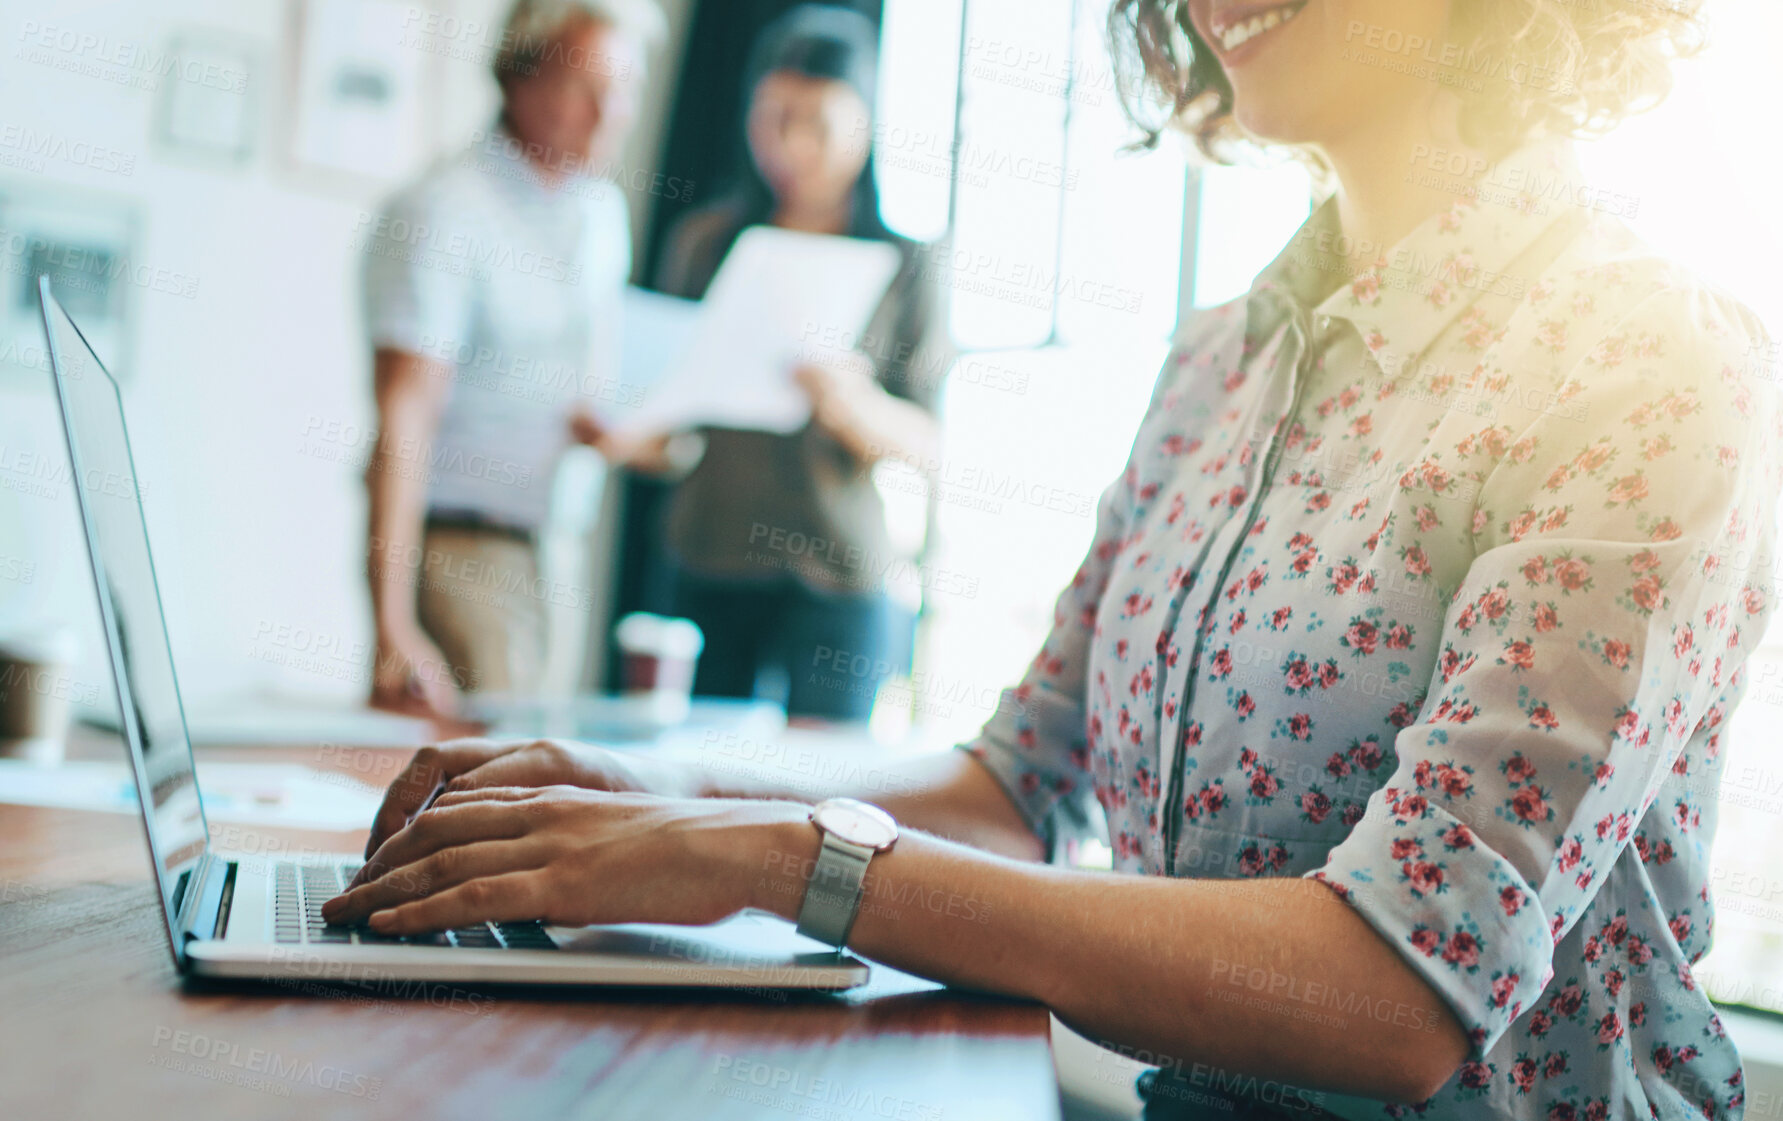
[718, 3, 895, 245]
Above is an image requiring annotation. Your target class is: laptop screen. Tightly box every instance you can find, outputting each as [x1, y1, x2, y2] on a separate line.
[40, 278, 208, 957]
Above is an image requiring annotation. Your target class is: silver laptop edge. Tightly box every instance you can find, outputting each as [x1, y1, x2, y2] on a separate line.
[38, 274, 213, 970]
[36, 276, 867, 992]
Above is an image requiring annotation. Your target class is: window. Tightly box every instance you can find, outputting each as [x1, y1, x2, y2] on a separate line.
[872, 0, 1192, 750]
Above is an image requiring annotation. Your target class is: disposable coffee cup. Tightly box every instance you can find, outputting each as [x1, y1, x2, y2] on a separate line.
[0, 628, 80, 764]
[614, 613, 703, 726]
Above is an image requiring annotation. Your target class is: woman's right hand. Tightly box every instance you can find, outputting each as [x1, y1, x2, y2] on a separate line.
[358, 738, 692, 863]
[569, 410, 681, 473]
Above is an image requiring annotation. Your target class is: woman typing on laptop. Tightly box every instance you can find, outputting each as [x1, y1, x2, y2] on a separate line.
[328, 1, 1780, 1117]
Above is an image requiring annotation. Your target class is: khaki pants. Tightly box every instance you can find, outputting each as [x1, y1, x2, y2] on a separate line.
[415, 527, 547, 695]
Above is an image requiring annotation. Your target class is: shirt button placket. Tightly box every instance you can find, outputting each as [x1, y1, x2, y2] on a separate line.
[1157, 310, 1314, 876]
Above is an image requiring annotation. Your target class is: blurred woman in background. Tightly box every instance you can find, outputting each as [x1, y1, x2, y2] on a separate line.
[634, 3, 952, 722]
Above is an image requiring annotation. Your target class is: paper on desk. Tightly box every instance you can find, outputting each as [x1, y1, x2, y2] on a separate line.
[78, 693, 433, 748]
[0, 759, 383, 831]
[608, 227, 902, 436]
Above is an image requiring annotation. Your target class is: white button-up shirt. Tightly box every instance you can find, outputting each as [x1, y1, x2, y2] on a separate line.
[362, 126, 632, 529]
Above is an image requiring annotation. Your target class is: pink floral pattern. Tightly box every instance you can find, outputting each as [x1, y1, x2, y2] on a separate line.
[964, 137, 1780, 1118]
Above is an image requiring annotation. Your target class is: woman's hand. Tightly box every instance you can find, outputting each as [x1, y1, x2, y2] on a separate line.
[324, 786, 814, 932]
[568, 410, 682, 472]
[794, 356, 880, 449]
[356, 739, 695, 870]
[794, 356, 938, 466]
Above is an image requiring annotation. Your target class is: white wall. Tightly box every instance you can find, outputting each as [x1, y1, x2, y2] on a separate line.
[0, 0, 689, 710]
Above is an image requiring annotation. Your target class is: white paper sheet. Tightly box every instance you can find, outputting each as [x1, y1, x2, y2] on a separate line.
[615, 285, 700, 400]
[610, 227, 902, 436]
[78, 694, 433, 748]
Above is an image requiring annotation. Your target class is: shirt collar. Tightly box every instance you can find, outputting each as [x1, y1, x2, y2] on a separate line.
[477, 115, 585, 200]
[1245, 134, 1588, 378]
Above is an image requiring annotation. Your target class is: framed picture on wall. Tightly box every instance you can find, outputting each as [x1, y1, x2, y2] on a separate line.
[286, 0, 434, 183]
[154, 33, 259, 167]
[0, 185, 141, 378]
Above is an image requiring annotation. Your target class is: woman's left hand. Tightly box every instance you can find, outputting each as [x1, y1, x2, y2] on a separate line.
[794, 355, 939, 467]
[794, 356, 881, 445]
[321, 786, 813, 933]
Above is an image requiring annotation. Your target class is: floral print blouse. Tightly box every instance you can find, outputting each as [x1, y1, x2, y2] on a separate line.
[964, 134, 1781, 1119]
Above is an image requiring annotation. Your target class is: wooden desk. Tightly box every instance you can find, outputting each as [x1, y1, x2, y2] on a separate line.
[0, 738, 1059, 1120]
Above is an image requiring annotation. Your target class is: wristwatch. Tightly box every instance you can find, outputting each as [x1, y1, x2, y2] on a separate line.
[794, 798, 900, 949]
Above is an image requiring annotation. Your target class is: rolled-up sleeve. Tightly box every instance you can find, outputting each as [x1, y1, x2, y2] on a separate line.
[873, 242, 955, 415]
[1306, 283, 1782, 1057]
[361, 184, 475, 356]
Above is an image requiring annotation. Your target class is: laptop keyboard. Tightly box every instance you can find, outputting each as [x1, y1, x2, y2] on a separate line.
[270, 861, 556, 950]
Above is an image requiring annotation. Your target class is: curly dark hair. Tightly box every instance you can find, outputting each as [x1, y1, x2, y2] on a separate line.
[1107, 0, 1710, 166]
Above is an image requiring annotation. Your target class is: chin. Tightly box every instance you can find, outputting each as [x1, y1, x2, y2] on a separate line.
[1229, 96, 1328, 150]
[582, 135, 626, 167]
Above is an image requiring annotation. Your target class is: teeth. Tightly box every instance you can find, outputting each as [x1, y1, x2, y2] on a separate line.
[1218, 4, 1300, 52]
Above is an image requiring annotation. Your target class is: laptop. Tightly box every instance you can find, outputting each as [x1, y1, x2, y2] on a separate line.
[36, 275, 868, 992]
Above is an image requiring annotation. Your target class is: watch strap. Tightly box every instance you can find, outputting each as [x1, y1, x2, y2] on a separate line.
[795, 832, 874, 948]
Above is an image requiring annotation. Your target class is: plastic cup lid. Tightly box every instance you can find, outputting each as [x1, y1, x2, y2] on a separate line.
[0, 627, 79, 665]
[614, 613, 704, 657]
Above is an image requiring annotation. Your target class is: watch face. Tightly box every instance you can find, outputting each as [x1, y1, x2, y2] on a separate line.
[813, 798, 899, 850]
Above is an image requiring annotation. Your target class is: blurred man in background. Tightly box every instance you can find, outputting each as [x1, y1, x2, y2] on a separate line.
[361, 0, 664, 716]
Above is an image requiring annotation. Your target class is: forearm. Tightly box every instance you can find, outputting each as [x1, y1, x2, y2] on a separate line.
[365, 352, 447, 636]
[832, 391, 938, 466]
[685, 748, 1044, 863]
[365, 437, 431, 635]
[747, 826, 1468, 1105]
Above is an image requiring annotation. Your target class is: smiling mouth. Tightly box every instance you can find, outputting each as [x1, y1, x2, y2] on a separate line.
[1209, 0, 1309, 53]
